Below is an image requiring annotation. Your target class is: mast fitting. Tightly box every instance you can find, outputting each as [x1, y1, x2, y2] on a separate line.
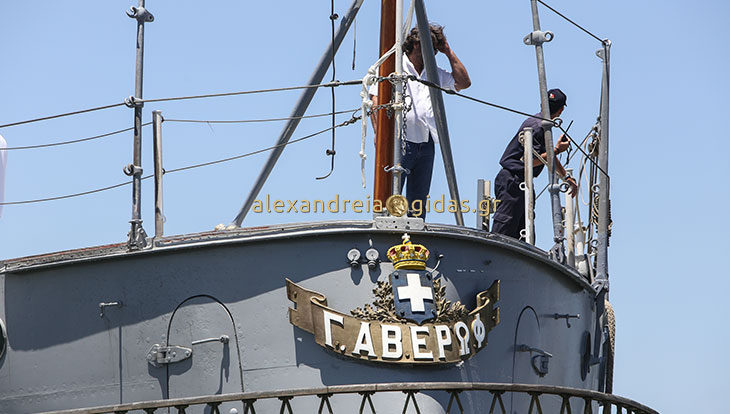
[126, 6, 154, 23]
[523, 30, 554, 46]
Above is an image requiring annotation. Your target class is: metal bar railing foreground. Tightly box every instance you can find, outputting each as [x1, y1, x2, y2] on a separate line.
[40, 382, 658, 414]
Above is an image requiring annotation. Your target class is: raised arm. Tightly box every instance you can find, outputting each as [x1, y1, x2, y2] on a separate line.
[438, 39, 471, 91]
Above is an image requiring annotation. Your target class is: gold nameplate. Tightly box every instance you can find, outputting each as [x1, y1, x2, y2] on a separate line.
[286, 279, 500, 365]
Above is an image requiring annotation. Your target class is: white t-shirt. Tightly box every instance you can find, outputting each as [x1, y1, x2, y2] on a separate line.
[0, 134, 6, 218]
[370, 54, 456, 144]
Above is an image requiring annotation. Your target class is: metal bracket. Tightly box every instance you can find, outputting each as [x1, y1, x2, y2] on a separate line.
[523, 30, 554, 46]
[192, 335, 229, 346]
[126, 6, 154, 23]
[123, 164, 143, 177]
[124, 96, 143, 108]
[592, 278, 609, 295]
[596, 39, 612, 61]
[146, 344, 192, 367]
[127, 219, 148, 250]
[516, 345, 553, 377]
[99, 301, 122, 318]
[374, 216, 425, 231]
[553, 313, 580, 328]
[384, 164, 410, 175]
[548, 242, 565, 263]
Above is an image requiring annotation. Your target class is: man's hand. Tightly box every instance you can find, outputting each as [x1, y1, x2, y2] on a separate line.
[566, 176, 578, 197]
[436, 39, 452, 55]
[555, 134, 570, 154]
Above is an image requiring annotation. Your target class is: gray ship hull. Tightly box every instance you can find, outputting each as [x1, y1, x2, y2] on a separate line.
[0, 221, 605, 413]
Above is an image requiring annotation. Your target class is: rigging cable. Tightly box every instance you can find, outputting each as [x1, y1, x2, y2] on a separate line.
[0, 114, 361, 206]
[141, 80, 361, 104]
[0, 82, 360, 130]
[0, 123, 151, 151]
[536, 0, 605, 44]
[164, 109, 358, 124]
[0, 103, 127, 129]
[411, 76, 610, 178]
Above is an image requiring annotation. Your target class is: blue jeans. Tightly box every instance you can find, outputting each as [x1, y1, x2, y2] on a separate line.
[400, 137, 435, 219]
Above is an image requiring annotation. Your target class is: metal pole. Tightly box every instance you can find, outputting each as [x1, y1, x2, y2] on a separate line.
[595, 41, 611, 286]
[592, 40, 611, 377]
[391, 0, 405, 194]
[413, 0, 464, 226]
[152, 110, 164, 239]
[125, 1, 153, 250]
[521, 127, 535, 245]
[475, 179, 491, 231]
[526, 0, 563, 260]
[565, 168, 575, 267]
[232, 0, 365, 227]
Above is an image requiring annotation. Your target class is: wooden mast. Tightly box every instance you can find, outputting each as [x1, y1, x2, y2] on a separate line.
[373, 0, 396, 206]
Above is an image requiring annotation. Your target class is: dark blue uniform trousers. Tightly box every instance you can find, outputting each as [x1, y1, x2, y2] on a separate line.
[400, 137, 435, 220]
[492, 168, 526, 239]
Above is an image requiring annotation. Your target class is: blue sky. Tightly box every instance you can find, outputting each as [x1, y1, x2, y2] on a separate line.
[1, 1, 728, 412]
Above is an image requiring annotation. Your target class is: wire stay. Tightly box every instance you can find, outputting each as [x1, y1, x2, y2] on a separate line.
[536, 0, 605, 43]
[1, 123, 152, 151]
[0, 81, 360, 130]
[141, 80, 361, 104]
[0, 103, 127, 129]
[0, 114, 361, 206]
[164, 109, 357, 124]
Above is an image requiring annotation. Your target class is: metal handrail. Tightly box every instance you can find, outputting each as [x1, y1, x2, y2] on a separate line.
[41, 382, 658, 414]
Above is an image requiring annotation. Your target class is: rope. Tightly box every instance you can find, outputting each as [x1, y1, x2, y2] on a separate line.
[1, 123, 151, 151]
[0, 103, 126, 129]
[536, 0, 605, 44]
[140, 80, 361, 104]
[164, 109, 357, 124]
[0, 114, 361, 206]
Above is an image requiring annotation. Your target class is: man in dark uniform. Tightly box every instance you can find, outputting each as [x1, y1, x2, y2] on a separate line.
[492, 89, 577, 239]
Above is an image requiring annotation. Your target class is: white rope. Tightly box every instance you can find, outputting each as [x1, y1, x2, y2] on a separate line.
[356, 3, 413, 188]
[359, 46, 396, 188]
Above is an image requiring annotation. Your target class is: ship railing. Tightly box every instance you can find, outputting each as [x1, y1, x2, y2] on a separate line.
[41, 382, 658, 414]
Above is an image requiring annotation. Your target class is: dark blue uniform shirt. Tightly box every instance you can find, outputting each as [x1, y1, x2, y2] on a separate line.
[498, 113, 547, 178]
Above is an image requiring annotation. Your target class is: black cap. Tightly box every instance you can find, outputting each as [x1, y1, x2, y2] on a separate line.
[548, 88, 567, 114]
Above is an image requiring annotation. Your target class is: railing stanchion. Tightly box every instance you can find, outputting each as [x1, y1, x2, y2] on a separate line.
[526, 0, 564, 259]
[126, 0, 153, 250]
[521, 127, 535, 245]
[476, 179, 491, 231]
[152, 110, 164, 239]
[565, 168, 575, 266]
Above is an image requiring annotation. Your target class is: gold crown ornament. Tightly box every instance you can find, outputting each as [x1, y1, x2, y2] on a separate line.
[387, 233, 430, 270]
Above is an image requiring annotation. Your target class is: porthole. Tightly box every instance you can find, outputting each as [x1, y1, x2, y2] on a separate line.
[0, 319, 6, 359]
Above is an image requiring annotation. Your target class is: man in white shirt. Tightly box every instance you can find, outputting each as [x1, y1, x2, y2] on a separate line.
[371, 24, 471, 219]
